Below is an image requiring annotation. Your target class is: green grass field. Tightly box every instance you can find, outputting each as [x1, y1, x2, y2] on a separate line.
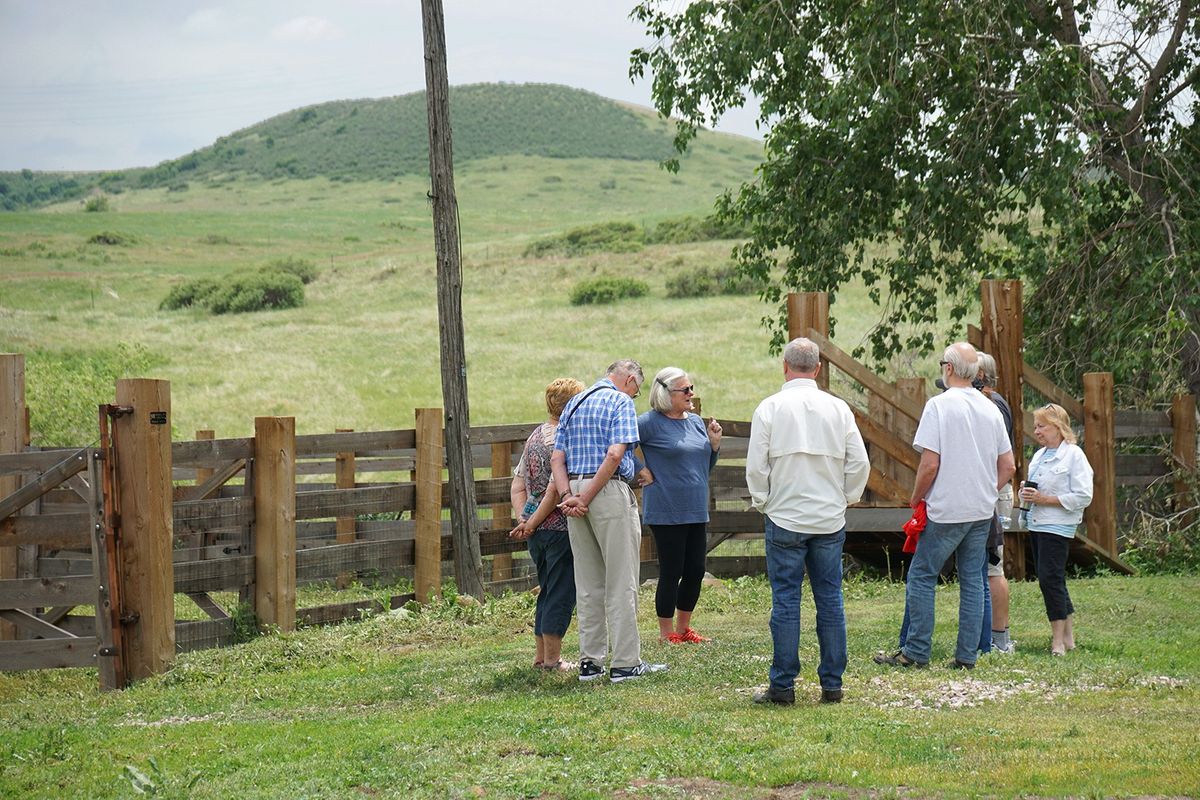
[1, 574, 1196, 798]
[0, 145, 925, 445]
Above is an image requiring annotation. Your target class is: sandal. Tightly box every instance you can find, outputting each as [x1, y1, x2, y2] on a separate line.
[539, 659, 577, 672]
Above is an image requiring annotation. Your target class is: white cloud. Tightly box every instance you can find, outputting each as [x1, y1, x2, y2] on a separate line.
[270, 16, 343, 43]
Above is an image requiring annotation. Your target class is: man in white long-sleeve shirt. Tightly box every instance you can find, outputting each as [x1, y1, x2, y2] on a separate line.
[746, 337, 869, 706]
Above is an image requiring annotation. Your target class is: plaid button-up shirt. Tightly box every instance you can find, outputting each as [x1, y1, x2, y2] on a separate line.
[553, 378, 639, 480]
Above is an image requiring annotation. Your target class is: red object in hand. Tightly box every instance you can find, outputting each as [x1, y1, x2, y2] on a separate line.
[902, 501, 927, 554]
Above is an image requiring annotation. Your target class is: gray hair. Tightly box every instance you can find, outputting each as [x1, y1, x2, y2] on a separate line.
[783, 338, 821, 373]
[606, 359, 643, 383]
[649, 366, 688, 413]
[976, 352, 998, 387]
[943, 342, 978, 380]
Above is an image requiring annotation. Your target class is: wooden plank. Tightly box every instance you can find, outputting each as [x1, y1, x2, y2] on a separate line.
[175, 619, 235, 654]
[188, 459, 246, 501]
[114, 379, 176, 681]
[294, 429, 416, 457]
[87, 451, 121, 690]
[1082, 373, 1117, 557]
[294, 485, 414, 520]
[980, 280, 1026, 486]
[297, 592, 416, 627]
[174, 555, 255, 593]
[1023, 362, 1084, 421]
[0, 449, 82, 475]
[0, 636, 98, 670]
[805, 330, 924, 423]
[850, 405, 920, 472]
[0, 448, 88, 523]
[1116, 454, 1171, 475]
[173, 496, 254, 534]
[0, 575, 95, 607]
[0, 513, 91, 548]
[186, 592, 231, 621]
[295, 457, 416, 476]
[254, 416, 296, 633]
[0, 608, 78, 638]
[296, 539, 414, 581]
[866, 466, 909, 504]
[172, 437, 253, 468]
[490, 441, 514, 580]
[0, 352, 25, 640]
[469, 423, 541, 446]
[192, 430, 215, 498]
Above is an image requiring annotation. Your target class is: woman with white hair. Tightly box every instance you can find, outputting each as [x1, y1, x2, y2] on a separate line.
[1019, 403, 1094, 656]
[635, 366, 722, 643]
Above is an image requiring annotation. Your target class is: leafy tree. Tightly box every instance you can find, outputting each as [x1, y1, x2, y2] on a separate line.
[632, 0, 1200, 398]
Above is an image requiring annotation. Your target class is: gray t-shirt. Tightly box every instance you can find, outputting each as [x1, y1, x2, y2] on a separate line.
[913, 387, 1011, 523]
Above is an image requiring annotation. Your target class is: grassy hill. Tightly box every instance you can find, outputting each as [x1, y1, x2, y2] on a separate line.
[0, 84, 734, 210]
[0, 83, 819, 444]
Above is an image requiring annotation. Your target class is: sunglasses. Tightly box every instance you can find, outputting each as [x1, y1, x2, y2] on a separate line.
[670, 385, 696, 395]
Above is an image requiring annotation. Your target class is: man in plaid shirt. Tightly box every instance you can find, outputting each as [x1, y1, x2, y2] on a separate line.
[552, 360, 668, 683]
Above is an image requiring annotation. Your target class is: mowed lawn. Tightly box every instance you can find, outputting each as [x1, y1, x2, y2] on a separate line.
[0, 573, 1196, 799]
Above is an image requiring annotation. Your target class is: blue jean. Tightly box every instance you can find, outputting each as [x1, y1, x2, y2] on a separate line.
[764, 517, 847, 692]
[901, 517, 990, 665]
[898, 554, 992, 654]
[527, 529, 575, 637]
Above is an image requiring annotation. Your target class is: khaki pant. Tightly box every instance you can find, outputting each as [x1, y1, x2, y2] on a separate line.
[567, 478, 642, 669]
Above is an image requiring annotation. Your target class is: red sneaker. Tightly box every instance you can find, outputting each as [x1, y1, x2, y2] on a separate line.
[665, 633, 685, 644]
[680, 627, 710, 643]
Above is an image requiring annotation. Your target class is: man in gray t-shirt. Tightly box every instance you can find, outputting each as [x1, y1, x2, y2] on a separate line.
[879, 342, 1014, 669]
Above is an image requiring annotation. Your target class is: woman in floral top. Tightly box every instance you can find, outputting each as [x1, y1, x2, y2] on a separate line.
[509, 377, 585, 671]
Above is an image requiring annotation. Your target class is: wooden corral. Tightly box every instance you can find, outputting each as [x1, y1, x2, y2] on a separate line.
[1, 281, 1196, 687]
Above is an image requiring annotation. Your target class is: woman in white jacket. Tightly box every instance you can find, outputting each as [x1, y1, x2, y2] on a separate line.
[1019, 404, 1094, 656]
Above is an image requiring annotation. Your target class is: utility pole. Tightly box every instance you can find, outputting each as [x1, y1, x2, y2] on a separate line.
[421, 0, 485, 598]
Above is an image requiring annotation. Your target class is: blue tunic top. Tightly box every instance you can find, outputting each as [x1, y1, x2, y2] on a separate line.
[636, 411, 718, 525]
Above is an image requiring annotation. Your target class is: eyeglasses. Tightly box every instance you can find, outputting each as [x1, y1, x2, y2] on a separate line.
[938, 360, 950, 367]
[626, 375, 642, 398]
[669, 385, 696, 395]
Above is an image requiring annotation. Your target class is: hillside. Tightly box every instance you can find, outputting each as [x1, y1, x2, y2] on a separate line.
[0, 84, 752, 210]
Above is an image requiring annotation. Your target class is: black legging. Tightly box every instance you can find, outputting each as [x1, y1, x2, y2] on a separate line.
[1030, 531, 1075, 621]
[650, 522, 707, 618]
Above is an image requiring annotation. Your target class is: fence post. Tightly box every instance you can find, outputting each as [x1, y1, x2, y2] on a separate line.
[490, 442, 513, 582]
[194, 429, 214, 551]
[113, 379, 175, 680]
[0, 354, 25, 641]
[414, 408, 444, 603]
[980, 280, 1025, 481]
[1172, 393, 1197, 524]
[253, 416, 296, 633]
[787, 292, 830, 390]
[1082, 373, 1117, 555]
[335, 428, 356, 590]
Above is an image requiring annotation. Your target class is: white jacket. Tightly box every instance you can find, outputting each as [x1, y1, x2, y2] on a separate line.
[1026, 441, 1094, 531]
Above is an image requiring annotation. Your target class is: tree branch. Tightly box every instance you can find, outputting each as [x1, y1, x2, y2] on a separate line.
[1124, 0, 1192, 135]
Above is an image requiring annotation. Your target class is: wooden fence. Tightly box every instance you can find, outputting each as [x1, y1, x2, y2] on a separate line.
[1, 281, 1196, 687]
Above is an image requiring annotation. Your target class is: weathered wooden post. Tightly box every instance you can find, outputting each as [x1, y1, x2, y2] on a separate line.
[490, 441, 513, 582]
[194, 429, 214, 551]
[1172, 393, 1197, 525]
[787, 293, 830, 390]
[414, 408, 444, 603]
[335, 428, 356, 590]
[0, 354, 25, 641]
[1082, 373, 1117, 556]
[421, 0, 486, 599]
[112, 379, 175, 680]
[980, 280, 1025, 481]
[253, 416, 295, 633]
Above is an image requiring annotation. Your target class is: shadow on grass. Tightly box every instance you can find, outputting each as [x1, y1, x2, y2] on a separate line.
[481, 664, 590, 697]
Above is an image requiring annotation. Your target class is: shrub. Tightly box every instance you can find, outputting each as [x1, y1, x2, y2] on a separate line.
[207, 271, 304, 314]
[524, 221, 644, 258]
[82, 194, 110, 212]
[570, 276, 649, 306]
[262, 256, 319, 284]
[87, 231, 134, 246]
[160, 278, 222, 310]
[647, 214, 751, 244]
[665, 264, 757, 298]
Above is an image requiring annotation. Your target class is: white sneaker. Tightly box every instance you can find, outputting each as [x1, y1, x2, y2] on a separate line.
[991, 640, 1016, 655]
[609, 661, 668, 683]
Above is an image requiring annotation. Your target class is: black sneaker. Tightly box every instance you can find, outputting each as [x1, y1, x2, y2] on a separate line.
[873, 650, 928, 668]
[820, 689, 844, 704]
[948, 659, 975, 670]
[578, 659, 605, 682]
[752, 686, 795, 706]
[609, 661, 668, 683]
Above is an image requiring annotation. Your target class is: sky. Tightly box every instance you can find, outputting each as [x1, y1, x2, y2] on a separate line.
[0, 0, 763, 172]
